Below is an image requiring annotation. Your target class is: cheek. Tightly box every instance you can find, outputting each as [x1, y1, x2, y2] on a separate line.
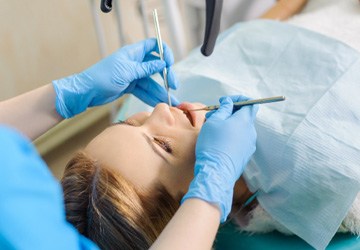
[174, 132, 197, 167]
[163, 131, 198, 198]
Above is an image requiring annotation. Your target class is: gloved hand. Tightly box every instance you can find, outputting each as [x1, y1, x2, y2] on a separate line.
[182, 95, 259, 222]
[53, 38, 179, 118]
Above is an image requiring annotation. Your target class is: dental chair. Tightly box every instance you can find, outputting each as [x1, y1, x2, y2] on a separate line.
[214, 222, 360, 250]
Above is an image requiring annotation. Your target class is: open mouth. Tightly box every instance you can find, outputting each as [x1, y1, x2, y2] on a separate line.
[183, 110, 194, 126]
[176, 102, 203, 127]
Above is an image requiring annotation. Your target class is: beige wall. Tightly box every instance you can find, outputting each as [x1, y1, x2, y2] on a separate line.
[1, 0, 257, 178]
[0, 0, 177, 177]
[0, 0, 180, 101]
[0, 1, 120, 101]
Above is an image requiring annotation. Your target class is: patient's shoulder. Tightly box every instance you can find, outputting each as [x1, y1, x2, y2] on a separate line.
[340, 193, 360, 235]
[232, 204, 292, 235]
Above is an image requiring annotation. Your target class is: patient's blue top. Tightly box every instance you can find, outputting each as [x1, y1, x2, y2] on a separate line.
[0, 126, 99, 250]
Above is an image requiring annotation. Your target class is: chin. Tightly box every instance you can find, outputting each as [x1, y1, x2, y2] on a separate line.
[232, 194, 360, 236]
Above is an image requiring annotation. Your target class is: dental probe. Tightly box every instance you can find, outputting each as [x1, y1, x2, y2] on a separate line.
[186, 96, 286, 112]
[152, 9, 171, 106]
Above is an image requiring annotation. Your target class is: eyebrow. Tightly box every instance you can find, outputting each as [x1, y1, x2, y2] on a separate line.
[112, 121, 170, 164]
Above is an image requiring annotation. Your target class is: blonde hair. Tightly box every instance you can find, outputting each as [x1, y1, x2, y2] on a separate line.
[61, 151, 180, 250]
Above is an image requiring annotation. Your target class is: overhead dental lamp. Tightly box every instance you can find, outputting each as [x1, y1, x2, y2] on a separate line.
[100, 0, 223, 56]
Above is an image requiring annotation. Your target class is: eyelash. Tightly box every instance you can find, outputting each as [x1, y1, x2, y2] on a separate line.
[113, 119, 137, 126]
[153, 137, 173, 154]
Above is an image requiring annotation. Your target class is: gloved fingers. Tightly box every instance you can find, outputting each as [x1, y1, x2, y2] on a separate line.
[134, 60, 166, 80]
[141, 53, 179, 90]
[228, 95, 251, 113]
[205, 109, 216, 119]
[139, 76, 179, 105]
[132, 87, 160, 107]
[142, 38, 175, 67]
[160, 67, 179, 90]
[131, 77, 180, 107]
[206, 96, 234, 121]
[142, 53, 179, 90]
[251, 104, 259, 120]
[231, 103, 259, 123]
[161, 41, 175, 67]
[171, 94, 180, 106]
[227, 95, 251, 103]
[133, 38, 157, 56]
[228, 94, 259, 122]
[143, 53, 159, 62]
[141, 38, 159, 56]
[132, 86, 180, 107]
[124, 39, 159, 61]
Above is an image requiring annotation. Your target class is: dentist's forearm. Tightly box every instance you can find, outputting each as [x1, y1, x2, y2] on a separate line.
[260, 0, 308, 20]
[0, 84, 63, 140]
[150, 198, 220, 250]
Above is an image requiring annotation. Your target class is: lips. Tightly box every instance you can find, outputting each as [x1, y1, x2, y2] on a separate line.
[184, 110, 195, 126]
[177, 102, 203, 127]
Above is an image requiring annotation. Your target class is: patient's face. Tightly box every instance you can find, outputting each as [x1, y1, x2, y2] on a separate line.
[85, 102, 207, 198]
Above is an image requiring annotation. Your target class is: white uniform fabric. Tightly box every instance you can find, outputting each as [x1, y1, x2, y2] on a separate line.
[118, 20, 360, 250]
[287, 0, 360, 52]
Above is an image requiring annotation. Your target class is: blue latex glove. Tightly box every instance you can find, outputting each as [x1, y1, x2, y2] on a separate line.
[53, 38, 179, 118]
[0, 126, 99, 250]
[182, 95, 259, 222]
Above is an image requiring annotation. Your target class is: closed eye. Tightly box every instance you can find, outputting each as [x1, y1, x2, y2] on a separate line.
[153, 137, 173, 154]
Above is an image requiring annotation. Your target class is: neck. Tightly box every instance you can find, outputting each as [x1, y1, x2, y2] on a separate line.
[232, 177, 253, 207]
[229, 178, 258, 227]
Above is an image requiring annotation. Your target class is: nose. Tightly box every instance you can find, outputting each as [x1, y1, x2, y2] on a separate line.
[148, 103, 175, 126]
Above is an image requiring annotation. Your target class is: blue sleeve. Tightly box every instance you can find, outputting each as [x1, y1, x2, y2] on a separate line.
[0, 126, 99, 250]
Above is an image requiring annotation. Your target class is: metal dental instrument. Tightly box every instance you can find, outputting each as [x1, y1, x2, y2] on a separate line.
[186, 96, 286, 112]
[152, 9, 172, 107]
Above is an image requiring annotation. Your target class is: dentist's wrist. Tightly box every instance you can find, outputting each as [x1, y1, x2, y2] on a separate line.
[52, 73, 93, 119]
[182, 160, 236, 223]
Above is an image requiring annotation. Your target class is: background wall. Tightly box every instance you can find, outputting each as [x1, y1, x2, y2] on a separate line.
[0, 0, 152, 178]
[0, 0, 268, 178]
[0, 0, 275, 101]
[0, 0, 135, 101]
